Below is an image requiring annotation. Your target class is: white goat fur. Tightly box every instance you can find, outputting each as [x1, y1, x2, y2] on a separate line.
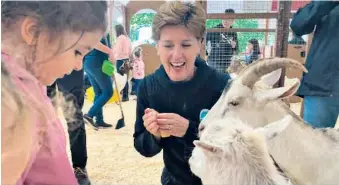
[189, 116, 292, 185]
[200, 68, 339, 185]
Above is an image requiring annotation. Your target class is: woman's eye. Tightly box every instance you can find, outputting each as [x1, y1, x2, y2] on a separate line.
[164, 45, 173, 48]
[182, 44, 191, 48]
[74, 50, 82, 56]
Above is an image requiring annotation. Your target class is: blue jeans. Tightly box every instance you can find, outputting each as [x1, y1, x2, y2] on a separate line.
[303, 96, 339, 128]
[84, 57, 113, 123]
[132, 78, 142, 96]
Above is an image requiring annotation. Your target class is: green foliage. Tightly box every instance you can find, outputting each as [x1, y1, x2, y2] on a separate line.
[206, 19, 267, 52]
[206, 20, 222, 29]
[129, 14, 276, 52]
[129, 13, 155, 42]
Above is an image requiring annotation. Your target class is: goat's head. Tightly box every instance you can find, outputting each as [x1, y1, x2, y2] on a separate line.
[200, 58, 307, 132]
[189, 116, 293, 182]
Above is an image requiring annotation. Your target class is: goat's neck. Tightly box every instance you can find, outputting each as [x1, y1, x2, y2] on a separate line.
[203, 158, 285, 185]
[264, 101, 339, 185]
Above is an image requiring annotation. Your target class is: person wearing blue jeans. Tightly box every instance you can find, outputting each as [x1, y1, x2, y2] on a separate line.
[290, 1, 339, 128]
[83, 35, 113, 128]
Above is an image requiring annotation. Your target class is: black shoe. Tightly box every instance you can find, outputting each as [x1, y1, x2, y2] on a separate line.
[74, 167, 91, 185]
[97, 121, 113, 128]
[84, 114, 99, 130]
[130, 91, 136, 95]
[122, 97, 129, 102]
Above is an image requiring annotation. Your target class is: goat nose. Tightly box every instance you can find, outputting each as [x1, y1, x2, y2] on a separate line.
[198, 124, 205, 132]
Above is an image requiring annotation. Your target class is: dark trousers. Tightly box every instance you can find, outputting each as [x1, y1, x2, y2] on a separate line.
[47, 69, 87, 169]
[116, 59, 129, 99]
[132, 78, 142, 96]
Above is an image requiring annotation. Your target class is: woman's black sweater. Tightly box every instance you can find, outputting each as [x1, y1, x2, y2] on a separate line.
[133, 57, 230, 185]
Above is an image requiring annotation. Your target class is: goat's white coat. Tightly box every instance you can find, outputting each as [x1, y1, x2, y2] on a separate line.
[189, 116, 293, 185]
[200, 68, 339, 185]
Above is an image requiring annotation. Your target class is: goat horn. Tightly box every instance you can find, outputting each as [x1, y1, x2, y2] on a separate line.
[240, 57, 308, 88]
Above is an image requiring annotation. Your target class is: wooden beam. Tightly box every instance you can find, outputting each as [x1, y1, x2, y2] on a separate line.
[207, 13, 278, 19]
[207, 28, 276, 33]
[275, 1, 292, 88]
[198, 0, 207, 59]
[207, 12, 295, 20]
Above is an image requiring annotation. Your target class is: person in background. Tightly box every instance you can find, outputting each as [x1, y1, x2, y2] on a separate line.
[206, 8, 239, 73]
[133, 2, 230, 185]
[1, 1, 108, 184]
[290, 1, 339, 128]
[83, 34, 114, 129]
[131, 47, 145, 96]
[47, 69, 90, 185]
[244, 38, 261, 64]
[288, 31, 306, 45]
[114, 24, 133, 102]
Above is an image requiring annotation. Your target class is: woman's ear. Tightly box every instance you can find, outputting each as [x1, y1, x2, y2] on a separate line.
[21, 17, 39, 46]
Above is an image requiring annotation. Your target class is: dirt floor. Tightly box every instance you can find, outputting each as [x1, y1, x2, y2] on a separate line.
[61, 98, 163, 185]
[59, 98, 338, 185]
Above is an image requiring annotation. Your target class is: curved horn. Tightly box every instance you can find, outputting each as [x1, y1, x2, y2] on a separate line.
[240, 57, 308, 88]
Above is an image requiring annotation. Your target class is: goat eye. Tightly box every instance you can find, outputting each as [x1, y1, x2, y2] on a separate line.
[228, 101, 239, 106]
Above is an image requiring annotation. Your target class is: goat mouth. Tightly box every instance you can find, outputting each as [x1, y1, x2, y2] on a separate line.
[170, 62, 186, 69]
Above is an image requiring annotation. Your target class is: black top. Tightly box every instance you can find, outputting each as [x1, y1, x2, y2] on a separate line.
[133, 57, 230, 185]
[290, 1, 339, 97]
[206, 24, 239, 72]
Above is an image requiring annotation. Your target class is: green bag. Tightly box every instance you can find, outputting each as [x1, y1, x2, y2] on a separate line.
[102, 60, 115, 76]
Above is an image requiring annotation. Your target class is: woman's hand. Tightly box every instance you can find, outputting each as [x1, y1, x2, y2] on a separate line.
[143, 108, 161, 138]
[157, 113, 189, 137]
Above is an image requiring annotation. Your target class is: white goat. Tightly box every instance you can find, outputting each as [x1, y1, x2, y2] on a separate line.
[200, 58, 339, 185]
[189, 116, 293, 185]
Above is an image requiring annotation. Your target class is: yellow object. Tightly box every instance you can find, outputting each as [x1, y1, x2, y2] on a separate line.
[160, 131, 171, 138]
[86, 87, 120, 104]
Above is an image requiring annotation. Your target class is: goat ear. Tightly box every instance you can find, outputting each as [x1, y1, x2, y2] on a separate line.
[194, 140, 222, 155]
[260, 69, 282, 87]
[254, 115, 293, 140]
[256, 79, 300, 102]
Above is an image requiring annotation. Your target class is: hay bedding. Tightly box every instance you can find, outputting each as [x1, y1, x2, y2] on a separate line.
[59, 100, 338, 185]
[60, 99, 163, 185]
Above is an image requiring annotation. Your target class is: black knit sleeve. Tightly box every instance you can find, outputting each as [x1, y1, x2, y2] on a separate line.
[183, 120, 200, 144]
[133, 79, 163, 157]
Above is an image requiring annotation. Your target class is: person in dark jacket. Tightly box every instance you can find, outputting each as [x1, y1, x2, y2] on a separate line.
[133, 2, 230, 185]
[290, 1, 339, 128]
[47, 70, 91, 185]
[206, 8, 239, 73]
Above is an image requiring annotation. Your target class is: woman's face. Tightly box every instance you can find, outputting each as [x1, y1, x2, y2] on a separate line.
[156, 25, 201, 82]
[247, 42, 253, 52]
[222, 19, 234, 28]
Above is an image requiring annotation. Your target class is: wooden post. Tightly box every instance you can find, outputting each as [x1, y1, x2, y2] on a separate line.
[264, 18, 270, 58]
[198, 0, 207, 60]
[275, 0, 292, 88]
